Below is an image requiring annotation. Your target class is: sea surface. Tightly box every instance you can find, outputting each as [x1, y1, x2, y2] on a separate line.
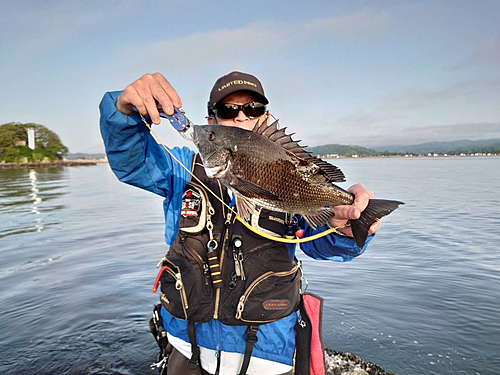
[1, 157, 499, 375]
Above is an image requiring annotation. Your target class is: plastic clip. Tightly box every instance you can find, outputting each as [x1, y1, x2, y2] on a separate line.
[132, 104, 193, 140]
[158, 106, 192, 135]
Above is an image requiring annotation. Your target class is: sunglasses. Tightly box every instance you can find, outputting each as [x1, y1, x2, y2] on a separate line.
[213, 102, 267, 120]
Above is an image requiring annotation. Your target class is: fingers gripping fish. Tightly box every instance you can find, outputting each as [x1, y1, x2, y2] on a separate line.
[192, 121, 404, 248]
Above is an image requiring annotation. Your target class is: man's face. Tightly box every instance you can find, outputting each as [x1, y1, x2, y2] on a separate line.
[208, 91, 268, 131]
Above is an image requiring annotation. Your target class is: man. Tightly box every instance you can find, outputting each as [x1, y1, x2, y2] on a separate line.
[100, 71, 379, 375]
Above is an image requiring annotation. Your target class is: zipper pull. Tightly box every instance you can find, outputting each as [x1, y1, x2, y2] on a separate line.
[203, 263, 210, 286]
[215, 345, 221, 375]
[235, 295, 245, 319]
[233, 250, 241, 277]
[153, 266, 169, 293]
[203, 263, 210, 277]
[229, 271, 238, 290]
[225, 210, 233, 225]
[238, 251, 245, 281]
[175, 273, 182, 290]
[231, 236, 243, 278]
[156, 256, 167, 268]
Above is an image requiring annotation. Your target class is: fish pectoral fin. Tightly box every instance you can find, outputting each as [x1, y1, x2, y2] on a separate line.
[302, 208, 335, 230]
[235, 196, 255, 221]
[231, 177, 282, 201]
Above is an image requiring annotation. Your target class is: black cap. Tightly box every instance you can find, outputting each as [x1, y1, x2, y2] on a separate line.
[208, 71, 268, 115]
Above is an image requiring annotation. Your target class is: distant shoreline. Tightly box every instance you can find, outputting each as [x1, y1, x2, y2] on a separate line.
[321, 154, 500, 160]
[0, 159, 107, 170]
[2, 154, 498, 170]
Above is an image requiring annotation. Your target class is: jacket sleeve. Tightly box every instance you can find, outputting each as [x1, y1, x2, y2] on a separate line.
[99, 91, 194, 244]
[297, 217, 373, 262]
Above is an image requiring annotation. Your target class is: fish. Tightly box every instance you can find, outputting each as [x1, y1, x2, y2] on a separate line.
[192, 121, 404, 248]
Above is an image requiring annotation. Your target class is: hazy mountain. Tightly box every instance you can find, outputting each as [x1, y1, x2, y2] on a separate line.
[306, 144, 379, 157]
[372, 138, 500, 154]
[66, 153, 106, 160]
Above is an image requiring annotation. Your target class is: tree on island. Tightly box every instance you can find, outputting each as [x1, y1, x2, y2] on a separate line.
[0, 122, 68, 163]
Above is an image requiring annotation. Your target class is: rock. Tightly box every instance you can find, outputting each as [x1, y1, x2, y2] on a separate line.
[324, 348, 395, 375]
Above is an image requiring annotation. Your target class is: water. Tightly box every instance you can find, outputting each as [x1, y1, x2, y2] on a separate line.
[1, 158, 499, 374]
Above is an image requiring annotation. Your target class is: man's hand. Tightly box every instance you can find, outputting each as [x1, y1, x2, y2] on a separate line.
[116, 73, 183, 125]
[329, 183, 381, 238]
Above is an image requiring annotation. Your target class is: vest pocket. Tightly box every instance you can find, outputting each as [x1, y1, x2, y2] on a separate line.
[234, 264, 301, 323]
[159, 254, 214, 322]
[218, 244, 302, 325]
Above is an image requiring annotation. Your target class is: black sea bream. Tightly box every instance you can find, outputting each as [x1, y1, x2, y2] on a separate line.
[192, 121, 403, 248]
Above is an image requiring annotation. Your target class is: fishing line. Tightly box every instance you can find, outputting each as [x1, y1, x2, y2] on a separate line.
[139, 115, 346, 244]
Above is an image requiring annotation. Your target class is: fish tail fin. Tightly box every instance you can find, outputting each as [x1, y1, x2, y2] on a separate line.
[350, 199, 404, 249]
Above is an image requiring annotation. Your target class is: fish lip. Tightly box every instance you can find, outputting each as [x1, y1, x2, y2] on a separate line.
[204, 158, 231, 178]
[216, 158, 231, 177]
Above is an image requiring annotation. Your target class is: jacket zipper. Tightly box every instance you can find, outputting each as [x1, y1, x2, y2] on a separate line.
[235, 264, 299, 322]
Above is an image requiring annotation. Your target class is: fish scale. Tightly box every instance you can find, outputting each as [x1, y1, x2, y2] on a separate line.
[231, 139, 351, 212]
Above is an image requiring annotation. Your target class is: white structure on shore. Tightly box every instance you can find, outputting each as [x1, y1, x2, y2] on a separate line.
[27, 128, 35, 150]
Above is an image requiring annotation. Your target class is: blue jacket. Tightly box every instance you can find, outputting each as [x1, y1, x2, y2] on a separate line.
[99, 91, 372, 367]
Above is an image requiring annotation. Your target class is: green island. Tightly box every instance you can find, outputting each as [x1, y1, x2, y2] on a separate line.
[0, 122, 98, 169]
[1, 122, 67, 163]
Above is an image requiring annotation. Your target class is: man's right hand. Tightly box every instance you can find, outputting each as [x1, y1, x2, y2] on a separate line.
[116, 73, 183, 125]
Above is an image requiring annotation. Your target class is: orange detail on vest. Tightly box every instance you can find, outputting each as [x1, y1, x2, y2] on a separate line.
[153, 266, 169, 293]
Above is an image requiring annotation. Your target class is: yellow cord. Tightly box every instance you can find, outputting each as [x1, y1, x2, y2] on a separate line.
[143, 120, 345, 244]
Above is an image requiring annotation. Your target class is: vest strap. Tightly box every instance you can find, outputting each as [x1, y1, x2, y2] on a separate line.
[187, 320, 201, 370]
[238, 325, 260, 375]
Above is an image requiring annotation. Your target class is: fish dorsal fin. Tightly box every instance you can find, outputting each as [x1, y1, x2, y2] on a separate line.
[252, 121, 346, 183]
[251, 119, 267, 134]
[262, 120, 279, 137]
[253, 120, 278, 135]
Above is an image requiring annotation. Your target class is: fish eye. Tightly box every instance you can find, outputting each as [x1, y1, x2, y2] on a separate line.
[207, 131, 216, 141]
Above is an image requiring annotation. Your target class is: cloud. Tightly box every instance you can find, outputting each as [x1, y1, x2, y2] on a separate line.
[134, 21, 289, 71]
[300, 77, 500, 148]
[362, 122, 500, 147]
[469, 35, 500, 66]
[377, 78, 500, 114]
[306, 122, 500, 148]
[301, 8, 389, 35]
[111, 8, 390, 75]
[2, 3, 112, 59]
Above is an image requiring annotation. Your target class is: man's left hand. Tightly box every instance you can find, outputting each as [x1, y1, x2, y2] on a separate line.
[328, 183, 381, 238]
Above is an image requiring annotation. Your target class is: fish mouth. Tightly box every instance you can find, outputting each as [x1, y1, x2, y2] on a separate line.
[204, 159, 231, 178]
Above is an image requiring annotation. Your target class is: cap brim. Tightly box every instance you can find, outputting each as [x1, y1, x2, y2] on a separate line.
[211, 87, 268, 108]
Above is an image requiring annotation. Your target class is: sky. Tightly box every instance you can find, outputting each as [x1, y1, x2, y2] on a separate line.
[1, 0, 499, 153]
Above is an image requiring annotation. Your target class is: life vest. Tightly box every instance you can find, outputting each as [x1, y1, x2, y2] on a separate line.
[151, 155, 328, 375]
[157, 155, 302, 326]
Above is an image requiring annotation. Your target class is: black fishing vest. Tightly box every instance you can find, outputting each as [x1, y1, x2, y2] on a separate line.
[157, 155, 302, 326]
